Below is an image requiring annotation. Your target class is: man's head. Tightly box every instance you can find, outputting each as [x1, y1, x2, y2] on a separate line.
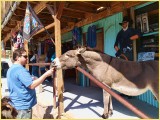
[13, 48, 28, 65]
[119, 16, 130, 29]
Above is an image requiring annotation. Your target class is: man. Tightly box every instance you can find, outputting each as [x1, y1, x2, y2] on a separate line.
[7, 48, 54, 119]
[114, 16, 142, 61]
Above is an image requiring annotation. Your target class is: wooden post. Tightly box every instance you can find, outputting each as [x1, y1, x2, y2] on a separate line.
[53, 70, 57, 109]
[46, 4, 64, 118]
[130, 7, 137, 61]
[54, 13, 64, 119]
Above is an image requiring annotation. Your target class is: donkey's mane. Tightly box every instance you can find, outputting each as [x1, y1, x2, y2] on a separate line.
[86, 47, 105, 54]
[74, 46, 105, 54]
[84, 46, 133, 64]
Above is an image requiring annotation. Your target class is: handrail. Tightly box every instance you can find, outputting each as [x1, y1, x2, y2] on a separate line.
[76, 67, 150, 119]
[28, 63, 51, 66]
[27, 63, 151, 118]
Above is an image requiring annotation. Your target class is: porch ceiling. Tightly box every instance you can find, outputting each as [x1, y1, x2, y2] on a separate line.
[1, 1, 146, 45]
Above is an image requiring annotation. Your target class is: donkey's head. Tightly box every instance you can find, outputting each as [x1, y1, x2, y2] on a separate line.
[52, 47, 86, 70]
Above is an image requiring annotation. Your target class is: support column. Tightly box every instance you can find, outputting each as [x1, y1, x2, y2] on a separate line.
[54, 15, 64, 118]
[130, 7, 137, 61]
[46, 4, 64, 118]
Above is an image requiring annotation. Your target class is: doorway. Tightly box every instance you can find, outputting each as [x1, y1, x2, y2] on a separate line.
[82, 27, 104, 87]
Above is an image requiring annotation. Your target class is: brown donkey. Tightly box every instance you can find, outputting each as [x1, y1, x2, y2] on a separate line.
[51, 47, 159, 118]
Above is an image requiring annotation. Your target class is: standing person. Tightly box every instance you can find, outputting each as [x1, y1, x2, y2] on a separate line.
[7, 48, 54, 119]
[114, 16, 142, 61]
[30, 50, 39, 77]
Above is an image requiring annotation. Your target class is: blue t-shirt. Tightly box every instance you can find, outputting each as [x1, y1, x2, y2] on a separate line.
[7, 64, 37, 110]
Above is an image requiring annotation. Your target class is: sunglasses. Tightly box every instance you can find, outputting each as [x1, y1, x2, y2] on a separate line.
[21, 55, 28, 59]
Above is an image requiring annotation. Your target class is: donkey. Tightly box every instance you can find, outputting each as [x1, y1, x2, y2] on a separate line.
[51, 47, 159, 118]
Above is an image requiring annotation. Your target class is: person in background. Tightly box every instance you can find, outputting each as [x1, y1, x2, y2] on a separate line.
[30, 50, 39, 77]
[11, 31, 18, 51]
[7, 48, 54, 119]
[114, 16, 142, 61]
[114, 16, 142, 99]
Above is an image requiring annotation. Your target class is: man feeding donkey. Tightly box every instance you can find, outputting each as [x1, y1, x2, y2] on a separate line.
[51, 47, 158, 118]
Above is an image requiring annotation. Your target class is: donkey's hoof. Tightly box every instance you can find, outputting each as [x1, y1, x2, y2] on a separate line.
[101, 114, 109, 119]
[102, 110, 113, 119]
[109, 110, 113, 116]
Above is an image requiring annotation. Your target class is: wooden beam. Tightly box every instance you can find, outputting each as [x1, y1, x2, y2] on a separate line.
[64, 7, 93, 14]
[3, 26, 12, 32]
[84, 1, 111, 8]
[62, 9, 85, 19]
[33, 2, 48, 14]
[37, 33, 54, 41]
[130, 7, 137, 61]
[14, 9, 25, 16]
[64, 4, 96, 13]
[123, 1, 146, 9]
[61, 16, 76, 23]
[17, 6, 26, 11]
[6, 24, 16, 28]
[11, 16, 23, 21]
[80, 1, 102, 8]
[3, 32, 11, 44]
[68, 1, 97, 9]
[7, 20, 17, 25]
[56, 2, 65, 20]
[34, 23, 55, 36]
[54, 16, 64, 120]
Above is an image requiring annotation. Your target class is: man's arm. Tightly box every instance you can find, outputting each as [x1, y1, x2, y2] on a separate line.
[114, 46, 119, 52]
[130, 34, 139, 40]
[130, 28, 143, 40]
[114, 39, 122, 57]
[29, 68, 54, 89]
[114, 31, 121, 51]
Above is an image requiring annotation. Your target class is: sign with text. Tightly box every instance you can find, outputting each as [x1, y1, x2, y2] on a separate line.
[138, 52, 155, 61]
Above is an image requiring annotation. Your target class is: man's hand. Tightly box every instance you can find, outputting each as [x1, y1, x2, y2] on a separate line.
[44, 68, 55, 77]
[115, 49, 122, 57]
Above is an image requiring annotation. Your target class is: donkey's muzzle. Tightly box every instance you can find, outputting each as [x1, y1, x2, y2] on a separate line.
[51, 61, 56, 67]
[51, 61, 58, 69]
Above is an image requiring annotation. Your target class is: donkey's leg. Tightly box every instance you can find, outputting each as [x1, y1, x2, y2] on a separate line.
[150, 81, 159, 100]
[102, 89, 113, 119]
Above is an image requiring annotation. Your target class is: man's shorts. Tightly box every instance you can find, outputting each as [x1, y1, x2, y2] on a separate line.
[16, 109, 32, 119]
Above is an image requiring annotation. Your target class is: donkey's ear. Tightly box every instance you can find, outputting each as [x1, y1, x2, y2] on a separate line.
[76, 47, 86, 55]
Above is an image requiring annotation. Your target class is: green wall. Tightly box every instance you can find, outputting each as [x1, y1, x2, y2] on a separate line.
[62, 12, 123, 56]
